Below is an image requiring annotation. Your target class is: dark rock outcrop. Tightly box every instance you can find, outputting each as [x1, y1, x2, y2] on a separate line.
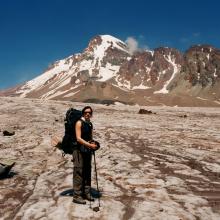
[138, 109, 154, 114]
[3, 129, 15, 136]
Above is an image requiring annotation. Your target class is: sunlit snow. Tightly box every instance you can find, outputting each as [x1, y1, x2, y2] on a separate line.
[154, 53, 179, 94]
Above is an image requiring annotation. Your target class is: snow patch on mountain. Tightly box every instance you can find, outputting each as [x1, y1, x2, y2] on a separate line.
[101, 35, 128, 53]
[77, 35, 129, 81]
[114, 75, 151, 91]
[131, 84, 151, 90]
[214, 68, 217, 77]
[88, 35, 128, 66]
[63, 90, 80, 98]
[78, 59, 93, 72]
[97, 63, 120, 81]
[154, 53, 180, 94]
[40, 84, 81, 100]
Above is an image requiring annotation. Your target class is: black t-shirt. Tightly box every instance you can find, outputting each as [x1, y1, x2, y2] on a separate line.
[80, 119, 93, 142]
[78, 119, 93, 153]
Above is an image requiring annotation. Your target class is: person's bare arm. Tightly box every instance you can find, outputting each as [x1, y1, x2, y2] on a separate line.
[75, 121, 97, 150]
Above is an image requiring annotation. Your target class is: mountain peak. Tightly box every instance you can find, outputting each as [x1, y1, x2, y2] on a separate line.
[85, 35, 129, 55]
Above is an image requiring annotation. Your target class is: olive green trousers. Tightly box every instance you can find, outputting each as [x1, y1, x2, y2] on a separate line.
[72, 149, 92, 196]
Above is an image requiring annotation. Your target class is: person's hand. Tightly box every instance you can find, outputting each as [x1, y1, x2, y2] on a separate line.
[89, 142, 97, 150]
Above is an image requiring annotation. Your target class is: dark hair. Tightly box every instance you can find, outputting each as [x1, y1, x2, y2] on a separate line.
[82, 106, 93, 115]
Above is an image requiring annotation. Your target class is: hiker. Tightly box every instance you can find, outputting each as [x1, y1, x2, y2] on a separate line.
[72, 106, 98, 204]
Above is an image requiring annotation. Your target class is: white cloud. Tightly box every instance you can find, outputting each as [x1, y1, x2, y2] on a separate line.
[125, 37, 139, 54]
[125, 36, 150, 54]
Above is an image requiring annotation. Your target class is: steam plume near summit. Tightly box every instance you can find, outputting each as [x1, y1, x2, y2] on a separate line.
[125, 36, 149, 54]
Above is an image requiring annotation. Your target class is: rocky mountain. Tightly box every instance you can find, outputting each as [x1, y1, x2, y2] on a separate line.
[1, 35, 220, 107]
[170, 45, 220, 98]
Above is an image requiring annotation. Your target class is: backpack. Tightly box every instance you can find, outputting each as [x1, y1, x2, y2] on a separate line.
[60, 108, 82, 155]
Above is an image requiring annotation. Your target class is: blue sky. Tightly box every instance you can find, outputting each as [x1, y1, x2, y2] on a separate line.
[0, 0, 219, 89]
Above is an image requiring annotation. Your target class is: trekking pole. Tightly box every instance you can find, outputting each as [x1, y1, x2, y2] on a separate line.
[93, 151, 101, 207]
[89, 187, 92, 209]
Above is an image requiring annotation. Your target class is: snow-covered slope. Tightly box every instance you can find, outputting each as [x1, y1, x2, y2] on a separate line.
[154, 52, 180, 94]
[18, 58, 73, 98]
[15, 35, 131, 100]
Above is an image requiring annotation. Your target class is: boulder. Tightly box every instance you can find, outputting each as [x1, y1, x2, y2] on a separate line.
[3, 129, 15, 136]
[138, 109, 154, 114]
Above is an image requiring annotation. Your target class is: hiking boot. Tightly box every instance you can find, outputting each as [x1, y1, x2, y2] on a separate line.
[83, 194, 95, 201]
[72, 195, 86, 205]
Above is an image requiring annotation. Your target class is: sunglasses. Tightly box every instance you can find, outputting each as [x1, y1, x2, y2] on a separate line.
[84, 111, 92, 115]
